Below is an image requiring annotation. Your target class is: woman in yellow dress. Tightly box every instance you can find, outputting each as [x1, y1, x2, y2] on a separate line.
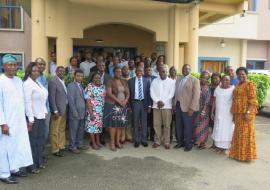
[229, 67, 257, 161]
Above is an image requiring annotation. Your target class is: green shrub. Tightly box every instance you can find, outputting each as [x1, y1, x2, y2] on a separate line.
[248, 74, 270, 107]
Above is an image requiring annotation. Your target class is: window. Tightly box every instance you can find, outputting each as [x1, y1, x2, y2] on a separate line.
[246, 60, 265, 69]
[0, 52, 24, 72]
[0, 0, 23, 30]
[248, 0, 257, 12]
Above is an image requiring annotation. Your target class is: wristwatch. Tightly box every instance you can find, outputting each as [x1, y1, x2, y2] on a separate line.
[246, 110, 250, 114]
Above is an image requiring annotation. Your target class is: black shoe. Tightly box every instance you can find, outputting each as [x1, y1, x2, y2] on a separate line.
[11, 171, 27, 177]
[174, 144, 184, 149]
[0, 176, 18, 184]
[60, 147, 67, 152]
[100, 140, 106, 146]
[184, 147, 192, 152]
[134, 142, 140, 148]
[53, 151, 64, 157]
[141, 142, 148, 147]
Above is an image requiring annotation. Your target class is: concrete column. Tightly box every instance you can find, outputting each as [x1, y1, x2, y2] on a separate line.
[166, 6, 180, 71]
[267, 42, 270, 69]
[56, 0, 72, 67]
[32, 0, 48, 64]
[241, 39, 247, 67]
[186, 4, 199, 72]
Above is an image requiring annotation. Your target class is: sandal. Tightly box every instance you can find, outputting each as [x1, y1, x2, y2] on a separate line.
[109, 143, 117, 151]
[91, 144, 100, 150]
[198, 143, 206, 150]
[116, 143, 123, 149]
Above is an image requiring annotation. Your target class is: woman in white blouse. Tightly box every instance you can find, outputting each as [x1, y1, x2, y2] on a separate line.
[23, 62, 48, 174]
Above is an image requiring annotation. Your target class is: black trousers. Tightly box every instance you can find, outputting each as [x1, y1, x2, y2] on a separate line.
[29, 118, 46, 169]
[175, 102, 195, 149]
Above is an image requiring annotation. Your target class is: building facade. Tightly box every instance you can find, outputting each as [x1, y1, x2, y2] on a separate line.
[0, 0, 246, 72]
[199, 0, 270, 72]
[31, 0, 244, 72]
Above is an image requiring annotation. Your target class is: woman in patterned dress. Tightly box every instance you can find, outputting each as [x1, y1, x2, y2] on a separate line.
[229, 67, 257, 161]
[104, 67, 130, 151]
[194, 71, 211, 149]
[85, 72, 106, 150]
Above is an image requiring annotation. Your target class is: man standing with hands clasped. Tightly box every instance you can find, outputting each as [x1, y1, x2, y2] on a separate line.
[173, 64, 200, 152]
[48, 66, 68, 157]
[0, 54, 33, 184]
[150, 66, 175, 149]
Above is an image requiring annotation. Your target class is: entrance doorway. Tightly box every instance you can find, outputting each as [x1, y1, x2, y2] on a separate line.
[201, 60, 226, 73]
[73, 46, 137, 60]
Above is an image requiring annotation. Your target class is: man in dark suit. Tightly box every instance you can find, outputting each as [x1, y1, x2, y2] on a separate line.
[128, 66, 151, 148]
[48, 66, 68, 157]
[67, 69, 86, 154]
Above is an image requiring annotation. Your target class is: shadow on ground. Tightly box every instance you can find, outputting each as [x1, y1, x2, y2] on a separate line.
[0, 152, 199, 190]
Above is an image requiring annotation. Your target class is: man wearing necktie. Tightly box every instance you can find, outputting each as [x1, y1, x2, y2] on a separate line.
[67, 69, 87, 154]
[128, 67, 151, 148]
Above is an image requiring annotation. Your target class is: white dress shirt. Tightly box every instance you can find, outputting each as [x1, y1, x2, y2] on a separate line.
[134, 77, 144, 100]
[49, 61, 57, 76]
[150, 76, 175, 109]
[57, 76, 67, 93]
[23, 77, 48, 123]
[80, 60, 95, 76]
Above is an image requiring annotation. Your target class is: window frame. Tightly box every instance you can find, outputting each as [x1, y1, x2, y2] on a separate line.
[0, 5, 24, 31]
[0, 51, 25, 72]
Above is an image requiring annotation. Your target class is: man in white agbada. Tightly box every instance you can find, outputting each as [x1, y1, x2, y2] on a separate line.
[0, 54, 33, 184]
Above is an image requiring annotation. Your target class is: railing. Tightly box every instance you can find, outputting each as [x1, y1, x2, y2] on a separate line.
[0, 5, 24, 31]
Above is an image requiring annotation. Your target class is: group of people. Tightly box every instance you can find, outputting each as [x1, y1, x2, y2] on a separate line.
[0, 51, 257, 185]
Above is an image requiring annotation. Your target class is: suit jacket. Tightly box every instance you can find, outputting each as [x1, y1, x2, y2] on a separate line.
[89, 72, 111, 86]
[128, 77, 151, 109]
[173, 75, 200, 112]
[48, 76, 68, 115]
[67, 82, 86, 119]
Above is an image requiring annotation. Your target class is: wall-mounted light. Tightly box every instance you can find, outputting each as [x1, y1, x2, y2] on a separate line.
[240, 10, 247, 17]
[95, 39, 104, 43]
[220, 39, 225, 48]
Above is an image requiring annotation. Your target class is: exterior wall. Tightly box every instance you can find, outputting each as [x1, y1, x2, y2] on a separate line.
[247, 40, 270, 69]
[45, 1, 169, 42]
[0, 10, 31, 68]
[73, 24, 155, 56]
[257, 0, 270, 40]
[199, 37, 243, 69]
[199, 12, 258, 39]
[247, 40, 268, 60]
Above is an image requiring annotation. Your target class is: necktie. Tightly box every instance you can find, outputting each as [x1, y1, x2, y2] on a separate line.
[138, 78, 143, 100]
[79, 84, 84, 94]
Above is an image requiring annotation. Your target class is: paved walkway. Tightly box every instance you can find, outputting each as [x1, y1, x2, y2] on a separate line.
[1, 115, 270, 190]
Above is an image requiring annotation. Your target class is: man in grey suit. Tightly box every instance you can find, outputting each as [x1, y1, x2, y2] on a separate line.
[67, 69, 86, 154]
[128, 67, 151, 148]
[89, 60, 111, 145]
[173, 64, 200, 152]
[48, 66, 68, 157]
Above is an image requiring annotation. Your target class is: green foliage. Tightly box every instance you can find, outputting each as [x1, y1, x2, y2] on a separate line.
[248, 74, 270, 107]
[64, 73, 90, 88]
[16, 70, 25, 79]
